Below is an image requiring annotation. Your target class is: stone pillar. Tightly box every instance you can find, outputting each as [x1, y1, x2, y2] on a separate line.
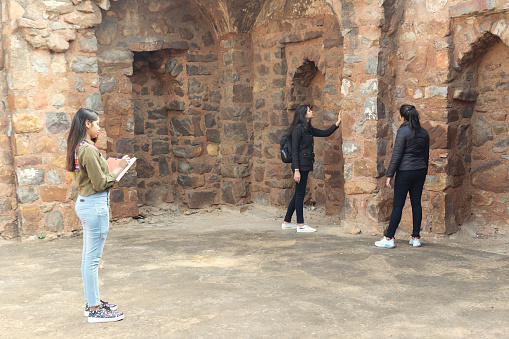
[391, 0, 456, 235]
[4, 3, 76, 236]
[338, 2, 387, 226]
[218, 34, 253, 205]
[2, 0, 111, 236]
[96, 38, 139, 218]
[0, 2, 18, 238]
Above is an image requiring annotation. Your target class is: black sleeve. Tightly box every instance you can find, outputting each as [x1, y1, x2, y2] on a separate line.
[291, 126, 302, 170]
[424, 132, 430, 172]
[310, 124, 339, 137]
[386, 128, 407, 178]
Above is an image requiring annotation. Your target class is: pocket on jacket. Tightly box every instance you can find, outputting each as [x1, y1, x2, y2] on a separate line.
[300, 152, 314, 162]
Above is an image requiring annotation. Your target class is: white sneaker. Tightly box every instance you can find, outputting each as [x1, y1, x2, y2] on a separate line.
[297, 225, 316, 233]
[409, 237, 421, 247]
[282, 222, 298, 230]
[375, 236, 395, 248]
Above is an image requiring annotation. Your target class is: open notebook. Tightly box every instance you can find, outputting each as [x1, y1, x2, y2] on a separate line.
[106, 157, 137, 182]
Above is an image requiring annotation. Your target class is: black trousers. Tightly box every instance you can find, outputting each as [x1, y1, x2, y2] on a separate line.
[386, 168, 427, 239]
[284, 170, 309, 224]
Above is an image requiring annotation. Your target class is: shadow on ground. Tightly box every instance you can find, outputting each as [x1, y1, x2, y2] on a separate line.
[1, 206, 508, 338]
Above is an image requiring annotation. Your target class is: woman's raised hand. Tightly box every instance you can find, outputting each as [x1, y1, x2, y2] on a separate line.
[335, 111, 342, 127]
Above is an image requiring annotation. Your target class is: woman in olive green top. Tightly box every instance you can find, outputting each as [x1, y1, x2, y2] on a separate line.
[66, 108, 129, 323]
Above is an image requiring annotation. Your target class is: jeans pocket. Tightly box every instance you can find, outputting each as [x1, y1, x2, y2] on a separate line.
[96, 205, 108, 216]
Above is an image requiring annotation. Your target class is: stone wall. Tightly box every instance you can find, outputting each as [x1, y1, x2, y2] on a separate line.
[391, 0, 454, 234]
[95, 0, 223, 213]
[0, 0, 508, 238]
[0, 2, 18, 238]
[217, 34, 253, 206]
[447, 8, 509, 235]
[251, 10, 344, 213]
[1, 0, 109, 237]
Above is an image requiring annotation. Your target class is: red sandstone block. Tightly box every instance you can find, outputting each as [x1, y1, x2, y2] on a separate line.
[111, 202, 139, 218]
[40, 186, 68, 202]
[20, 205, 43, 234]
[15, 156, 42, 167]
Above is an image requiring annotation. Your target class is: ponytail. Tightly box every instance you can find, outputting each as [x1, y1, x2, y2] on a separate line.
[66, 108, 99, 172]
[400, 104, 420, 137]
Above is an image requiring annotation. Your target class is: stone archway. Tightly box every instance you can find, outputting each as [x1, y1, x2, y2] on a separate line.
[250, 5, 344, 214]
[95, 0, 222, 214]
[449, 18, 509, 235]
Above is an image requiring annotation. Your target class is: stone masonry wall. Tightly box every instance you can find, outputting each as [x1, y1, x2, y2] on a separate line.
[218, 34, 253, 206]
[470, 41, 509, 233]
[447, 7, 509, 235]
[1, 0, 508, 238]
[251, 9, 344, 214]
[0, 2, 18, 238]
[335, 0, 387, 226]
[2, 0, 109, 237]
[391, 0, 454, 235]
[96, 0, 222, 212]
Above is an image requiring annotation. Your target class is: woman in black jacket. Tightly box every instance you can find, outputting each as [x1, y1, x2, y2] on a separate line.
[282, 105, 341, 232]
[375, 104, 430, 248]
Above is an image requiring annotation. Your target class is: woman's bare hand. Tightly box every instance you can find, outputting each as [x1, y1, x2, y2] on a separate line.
[117, 155, 130, 170]
[386, 177, 392, 188]
[335, 111, 342, 127]
[294, 171, 301, 183]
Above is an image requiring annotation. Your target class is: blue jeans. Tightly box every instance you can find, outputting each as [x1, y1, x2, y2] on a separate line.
[386, 169, 427, 239]
[75, 190, 110, 307]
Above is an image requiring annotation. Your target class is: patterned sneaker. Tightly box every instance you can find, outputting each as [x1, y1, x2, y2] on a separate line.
[88, 307, 124, 323]
[282, 222, 298, 230]
[84, 300, 118, 317]
[375, 236, 395, 248]
[409, 237, 421, 247]
[297, 225, 316, 233]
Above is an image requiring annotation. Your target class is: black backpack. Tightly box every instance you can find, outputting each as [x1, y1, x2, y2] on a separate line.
[280, 134, 292, 163]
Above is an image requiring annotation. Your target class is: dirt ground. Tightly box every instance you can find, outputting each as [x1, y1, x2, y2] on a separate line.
[131, 203, 509, 255]
[1, 204, 508, 338]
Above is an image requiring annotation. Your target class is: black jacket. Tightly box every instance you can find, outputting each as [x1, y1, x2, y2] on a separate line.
[386, 122, 430, 178]
[291, 123, 339, 171]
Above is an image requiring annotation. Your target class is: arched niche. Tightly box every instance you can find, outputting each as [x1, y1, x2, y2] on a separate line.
[95, 0, 221, 211]
[449, 25, 509, 234]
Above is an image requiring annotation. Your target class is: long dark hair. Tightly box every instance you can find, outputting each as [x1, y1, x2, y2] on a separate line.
[288, 104, 312, 135]
[400, 104, 420, 136]
[66, 108, 99, 172]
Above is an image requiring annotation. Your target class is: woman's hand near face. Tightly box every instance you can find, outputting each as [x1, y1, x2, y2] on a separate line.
[294, 170, 301, 183]
[335, 111, 342, 127]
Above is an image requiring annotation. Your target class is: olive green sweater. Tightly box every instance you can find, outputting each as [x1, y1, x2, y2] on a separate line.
[75, 139, 117, 197]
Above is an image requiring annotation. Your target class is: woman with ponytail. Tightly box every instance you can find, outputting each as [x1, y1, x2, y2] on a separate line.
[282, 105, 341, 232]
[66, 107, 130, 322]
[375, 104, 430, 248]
